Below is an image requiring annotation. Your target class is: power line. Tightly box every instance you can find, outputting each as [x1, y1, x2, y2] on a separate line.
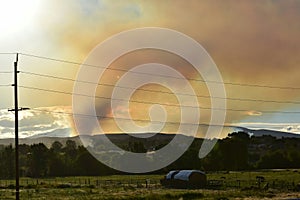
[20, 71, 100, 85]
[20, 52, 209, 83]
[30, 108, 227, 127]
[20, 70, 216, 100]
[0, 71, 13, 73]
[30, 108, 300, 129]
[17, 79, 300, 105]
[20, 70, 215, 100]
[19, 53, 300, 90]
[18, 85, 300, 114]
[18, 85, 212, 109]
[0, 107, 12, 110]
[0, 84, 10, 87]
[0, 53, 17, 55]
[20, 53, 89, 67]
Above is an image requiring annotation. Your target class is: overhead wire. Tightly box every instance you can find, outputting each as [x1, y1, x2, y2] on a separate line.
[0, 53, 17, 55]
[18, 85, 300, 114]
[19, 53, 300, 90]
[30, 107, 231, 127]
[17, 71, 300, 105]
[0, 52, 297, 120]
[0, 71, 13, 74]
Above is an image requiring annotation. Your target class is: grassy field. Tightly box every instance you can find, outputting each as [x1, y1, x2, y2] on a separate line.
[0, 170, 300, 199]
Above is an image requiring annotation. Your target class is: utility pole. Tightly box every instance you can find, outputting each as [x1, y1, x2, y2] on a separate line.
[9, 53, 20, 200]
[8, 53, 29, 200]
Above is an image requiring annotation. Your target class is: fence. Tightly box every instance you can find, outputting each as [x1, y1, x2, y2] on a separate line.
[0, 177, 161, 190]
[207, 179, 300, 191]
[0, 177, 299, 191]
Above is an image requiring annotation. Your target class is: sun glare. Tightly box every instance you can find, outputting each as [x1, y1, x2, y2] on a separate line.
[0, 0, 40, 36]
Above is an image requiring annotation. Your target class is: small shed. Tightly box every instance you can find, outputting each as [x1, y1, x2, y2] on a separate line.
[161, 170, 207, 188]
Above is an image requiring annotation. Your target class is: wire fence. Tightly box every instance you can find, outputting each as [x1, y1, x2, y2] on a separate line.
[0, 177, 299, 191]
[0, 177, 161, 190]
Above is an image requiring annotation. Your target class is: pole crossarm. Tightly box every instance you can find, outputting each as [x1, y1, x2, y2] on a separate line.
[8, 107, 30, 112]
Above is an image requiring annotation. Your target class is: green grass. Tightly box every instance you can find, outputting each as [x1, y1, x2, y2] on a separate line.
[0, 170, 300, 199]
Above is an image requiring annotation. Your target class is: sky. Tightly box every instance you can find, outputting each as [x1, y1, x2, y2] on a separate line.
[0, 0, 300, 138]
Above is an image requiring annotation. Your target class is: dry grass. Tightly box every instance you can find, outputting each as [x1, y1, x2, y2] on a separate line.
[0, 170, 299, 199]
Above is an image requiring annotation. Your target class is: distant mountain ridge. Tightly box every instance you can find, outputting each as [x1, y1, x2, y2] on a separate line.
[0, 127, 299, 147]
[236, 127, 300, 139]
[28, 128, 71, 139]
[27, 126, 300, 139]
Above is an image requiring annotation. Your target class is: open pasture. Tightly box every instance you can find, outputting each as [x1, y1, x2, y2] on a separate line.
[0, 170, 300, 199]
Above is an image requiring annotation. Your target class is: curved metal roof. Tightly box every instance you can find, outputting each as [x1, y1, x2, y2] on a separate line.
[166, 170, 179, 179]
[173, 170, 205, 181]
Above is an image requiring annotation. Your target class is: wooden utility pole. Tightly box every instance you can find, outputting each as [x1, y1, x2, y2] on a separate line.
[8, 53, 29, 200]
[12, 53, 19, 200]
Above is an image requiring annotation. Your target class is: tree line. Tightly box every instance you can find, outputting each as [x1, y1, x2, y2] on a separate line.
[0, 132, 300, 179]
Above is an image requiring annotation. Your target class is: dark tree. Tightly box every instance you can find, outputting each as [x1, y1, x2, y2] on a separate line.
[50, 141, 63, 153]
[26, 143, 49, 178]
[0, 145, 15, 178]
[257, 150, 290, 169]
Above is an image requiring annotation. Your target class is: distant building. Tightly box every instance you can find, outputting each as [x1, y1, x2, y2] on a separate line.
[161, 170, 207, 188]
